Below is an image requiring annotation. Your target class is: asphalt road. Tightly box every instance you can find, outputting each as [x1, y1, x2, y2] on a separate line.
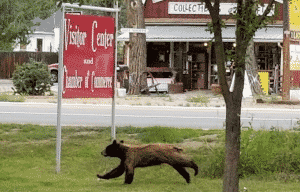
[0, 102, 299, 129]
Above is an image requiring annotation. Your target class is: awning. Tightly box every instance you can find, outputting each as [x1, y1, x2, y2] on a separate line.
[117, 26, 283, 43]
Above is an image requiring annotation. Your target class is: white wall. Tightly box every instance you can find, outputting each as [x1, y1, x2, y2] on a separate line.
[14, 32, 55, 52]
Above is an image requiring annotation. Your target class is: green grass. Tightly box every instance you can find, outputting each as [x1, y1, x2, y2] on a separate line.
[0, 92, 25, 102]
[136, 126, 203, 143]
[1, 124, 300, 191]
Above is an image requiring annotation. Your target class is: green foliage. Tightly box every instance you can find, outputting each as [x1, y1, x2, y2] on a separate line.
[12, 59, 52, 95]
[196, 127, 300, 179]
[57, 0, 127, 29]
[0, 42, 14, 52]
[0, 0, 57, 51]
[239, 127, 300, 177]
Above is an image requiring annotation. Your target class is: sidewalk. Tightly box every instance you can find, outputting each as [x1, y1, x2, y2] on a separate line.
[1, 79, 300, 109]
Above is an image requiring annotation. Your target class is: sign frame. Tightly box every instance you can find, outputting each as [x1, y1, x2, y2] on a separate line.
[56, 3, 120, 174]
[62, 14, 115, 98]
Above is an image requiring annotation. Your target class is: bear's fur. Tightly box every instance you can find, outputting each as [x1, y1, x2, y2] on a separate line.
[97, 140, 198, 184]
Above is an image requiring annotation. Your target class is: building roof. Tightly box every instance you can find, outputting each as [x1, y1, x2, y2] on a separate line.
[32, 9, 63, 33]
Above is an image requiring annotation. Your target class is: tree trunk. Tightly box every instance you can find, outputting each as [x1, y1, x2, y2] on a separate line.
[203, 0, 276, 191]
[126, 0, 147, 95]
[245, 39, 262, 94]
[223, 97, 242, 192]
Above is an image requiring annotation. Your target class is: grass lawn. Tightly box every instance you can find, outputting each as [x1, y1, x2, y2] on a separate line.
[0, 124, 299, 192]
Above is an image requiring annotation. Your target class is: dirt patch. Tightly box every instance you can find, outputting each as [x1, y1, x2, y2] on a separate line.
[179, 134, 219, 150]
[72, 131, 98, 136]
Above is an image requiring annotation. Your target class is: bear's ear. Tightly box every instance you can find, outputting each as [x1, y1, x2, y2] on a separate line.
[120, 140, 124, 143]
[112, 140, 117, 145]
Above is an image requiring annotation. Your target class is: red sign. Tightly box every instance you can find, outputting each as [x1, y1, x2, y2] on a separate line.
[62, 14, 115, 98]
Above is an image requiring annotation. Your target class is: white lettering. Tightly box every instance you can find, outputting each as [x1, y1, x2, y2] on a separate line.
[84, 58, 93, 64]
[64, 18, 87, 50]
[96, 30, 114, 49]
[94, 77, 112, 88]
[91, 71, 95, 92]
[92, 20, 97, 52]
[65, 70, 83, 88]
[85, 70, 90, 88]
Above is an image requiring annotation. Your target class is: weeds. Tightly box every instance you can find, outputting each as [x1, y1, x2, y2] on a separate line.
[156, 93, 168, 97]
[0, 93, 25, 102]
[186, 94, 209, 104]
[239, 127, 300, 177]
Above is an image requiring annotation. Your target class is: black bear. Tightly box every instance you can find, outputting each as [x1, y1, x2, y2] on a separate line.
[97, 140, 198, 184]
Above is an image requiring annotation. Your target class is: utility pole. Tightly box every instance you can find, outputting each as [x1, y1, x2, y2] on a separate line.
[282, 0, 290, 100]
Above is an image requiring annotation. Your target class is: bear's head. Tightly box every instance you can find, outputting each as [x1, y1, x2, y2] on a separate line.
[101, 140, 124, 158]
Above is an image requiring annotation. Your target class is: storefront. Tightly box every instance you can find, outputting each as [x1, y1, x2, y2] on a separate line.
[118, 0, 284, 92]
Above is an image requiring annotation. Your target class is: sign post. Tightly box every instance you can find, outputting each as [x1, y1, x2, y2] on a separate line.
[56, 5, 65, 174]
[56, 3, 119, 173]
[111, 2, 119, 140]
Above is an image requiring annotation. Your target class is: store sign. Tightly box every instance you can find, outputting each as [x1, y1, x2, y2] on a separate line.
[63, 14, 115, 98]
[291, 30, 300, 41]
[168, 2, 274, 15]
[168, 2, 209, 14]
[290, 44, 300, 71]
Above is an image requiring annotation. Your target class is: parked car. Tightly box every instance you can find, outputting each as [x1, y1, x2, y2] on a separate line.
[48, 63, 58, 83]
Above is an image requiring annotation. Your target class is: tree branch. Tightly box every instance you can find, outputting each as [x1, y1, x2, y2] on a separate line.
[203, 0, 230, 101]
[257, 0, 276, 28]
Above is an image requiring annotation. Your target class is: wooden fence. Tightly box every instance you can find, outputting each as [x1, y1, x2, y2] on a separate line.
[0, 52, 58, 79]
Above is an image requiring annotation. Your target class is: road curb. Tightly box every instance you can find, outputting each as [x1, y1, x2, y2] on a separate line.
[1, 101, 300, 111]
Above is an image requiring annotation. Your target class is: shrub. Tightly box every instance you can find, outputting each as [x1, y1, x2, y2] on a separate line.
[12, 59, 52, 95]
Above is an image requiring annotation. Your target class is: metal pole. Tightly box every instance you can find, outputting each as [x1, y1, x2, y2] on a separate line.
[62, 3, 120, 12]
[111, 2, 118, 140]
[56, 6, 65, 174]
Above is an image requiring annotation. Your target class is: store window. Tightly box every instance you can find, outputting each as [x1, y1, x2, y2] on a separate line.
[255, 43, 280, 70]
[147, 42, 170, 67]
[37, 39, 43, 52]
